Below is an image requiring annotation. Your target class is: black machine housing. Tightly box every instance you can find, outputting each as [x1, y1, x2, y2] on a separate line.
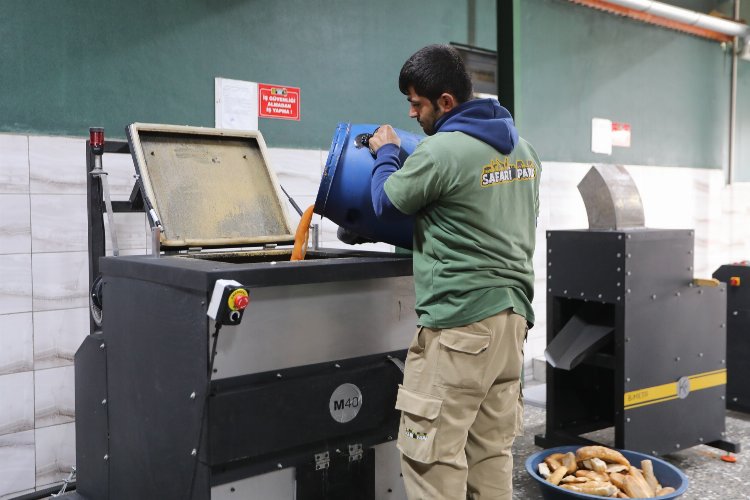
[75, 125, 416, 500]
[537, 229, 737, 456]
[714, 262, 750, 413]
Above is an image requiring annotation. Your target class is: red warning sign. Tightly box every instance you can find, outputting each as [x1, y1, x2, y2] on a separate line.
[258, 84, 300, 121]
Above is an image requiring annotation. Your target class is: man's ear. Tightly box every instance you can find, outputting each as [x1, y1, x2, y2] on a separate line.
[437, 93, 458, 113]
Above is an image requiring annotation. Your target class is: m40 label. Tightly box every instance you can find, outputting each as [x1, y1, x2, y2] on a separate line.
[329, 383, 363, 423]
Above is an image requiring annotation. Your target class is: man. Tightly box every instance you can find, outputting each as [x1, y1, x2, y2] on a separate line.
[368, 44, 541, 500]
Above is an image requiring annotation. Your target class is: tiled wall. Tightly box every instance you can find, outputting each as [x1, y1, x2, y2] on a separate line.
[1, 133, 749, 497]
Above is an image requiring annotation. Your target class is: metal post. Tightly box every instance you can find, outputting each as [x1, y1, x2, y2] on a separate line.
[727, 0, 740, 185]
[89, 128, 120, 255]
[497, 0, 515, 118]
[311, 223, 320, 250]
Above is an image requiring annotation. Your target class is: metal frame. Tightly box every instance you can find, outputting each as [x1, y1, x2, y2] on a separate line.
[85, 138, 143, 334]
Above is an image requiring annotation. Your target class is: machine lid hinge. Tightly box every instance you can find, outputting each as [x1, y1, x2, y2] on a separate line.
[314, 451, 330, 471]
[348, 443, 363, 462]
[187, 246, 202, 254]
[263, 243, 278, 249]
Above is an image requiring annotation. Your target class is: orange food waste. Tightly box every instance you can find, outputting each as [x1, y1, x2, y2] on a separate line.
[290, 205, 315, 261]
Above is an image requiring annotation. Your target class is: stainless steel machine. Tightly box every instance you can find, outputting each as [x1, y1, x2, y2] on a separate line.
[71, 124, 415, 499]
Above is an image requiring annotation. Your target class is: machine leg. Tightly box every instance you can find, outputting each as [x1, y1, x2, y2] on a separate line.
[705, 439, 741, 454]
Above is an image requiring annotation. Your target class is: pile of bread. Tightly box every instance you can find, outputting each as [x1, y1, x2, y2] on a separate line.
[538, 445, 677, 498]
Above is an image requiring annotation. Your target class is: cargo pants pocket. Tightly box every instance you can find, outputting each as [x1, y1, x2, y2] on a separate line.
[395, 385, 443, 464]
[436, 325, 491, 392]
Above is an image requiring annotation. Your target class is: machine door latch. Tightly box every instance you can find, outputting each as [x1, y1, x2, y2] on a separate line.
[348, 443, 363, 462]
[314, 451, 330, 471]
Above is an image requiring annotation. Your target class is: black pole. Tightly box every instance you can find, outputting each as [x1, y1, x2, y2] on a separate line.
[497, 0, 515, 117]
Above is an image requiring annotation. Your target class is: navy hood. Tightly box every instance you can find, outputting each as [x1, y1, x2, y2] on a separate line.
[434, 98, 518, 155]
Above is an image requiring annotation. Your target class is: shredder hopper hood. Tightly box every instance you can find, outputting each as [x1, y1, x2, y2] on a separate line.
[127, 123, 295, 249]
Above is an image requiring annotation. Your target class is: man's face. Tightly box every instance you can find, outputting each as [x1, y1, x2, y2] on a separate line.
[407, 86, 443, 136]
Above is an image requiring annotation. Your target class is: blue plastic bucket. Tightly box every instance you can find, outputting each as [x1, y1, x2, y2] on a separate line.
[314, 123, 421, 249]
[525, 446, 688, 499]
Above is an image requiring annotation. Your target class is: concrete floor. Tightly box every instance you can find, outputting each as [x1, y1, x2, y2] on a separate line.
[512, 403, 750, 499]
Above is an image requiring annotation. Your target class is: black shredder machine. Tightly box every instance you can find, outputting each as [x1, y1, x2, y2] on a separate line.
[714, 261, 750, 413]
[535, 165, 738, 457]
[74, 124, 416, 500]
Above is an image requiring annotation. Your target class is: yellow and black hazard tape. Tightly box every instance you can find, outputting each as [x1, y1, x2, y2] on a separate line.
[624, 369, 726, 410]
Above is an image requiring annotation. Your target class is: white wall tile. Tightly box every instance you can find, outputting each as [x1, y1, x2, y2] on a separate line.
[104, 212, 148, 253]
[0, 254, 32, 314]
[0, 313, 33, 375]
[0, 195, 31, 255]
[103, 148, 141, 198]
[29, 136, 87, 195]
[0, 430, 35, 497]
[29, 135, 137, 196]
[35, 422, 75, 488]
[31, 252, 88, 311]
[34, 308, 89, 370]
[34, 366, 75, 428]
[30, 194, 87, 253]
[0, 371, 34, 435]
[267, 148, 324, 197]
[0, 134, 29, 194]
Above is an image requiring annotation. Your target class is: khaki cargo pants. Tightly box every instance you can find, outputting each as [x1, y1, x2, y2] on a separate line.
[395, 308, 526, 500]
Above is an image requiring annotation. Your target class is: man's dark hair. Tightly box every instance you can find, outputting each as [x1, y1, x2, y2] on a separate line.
[398, 44, 473, 105]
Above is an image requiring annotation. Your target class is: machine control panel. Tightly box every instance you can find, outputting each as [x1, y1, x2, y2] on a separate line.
[208, 279, 250, 325]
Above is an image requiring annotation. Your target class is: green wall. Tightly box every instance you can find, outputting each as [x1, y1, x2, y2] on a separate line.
[0, 0, 495, 148]
[1, 0, 748, 179]
[514, 0, 748, 171]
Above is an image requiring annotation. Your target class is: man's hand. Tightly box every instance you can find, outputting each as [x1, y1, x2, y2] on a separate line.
[368, 124, 401, 155]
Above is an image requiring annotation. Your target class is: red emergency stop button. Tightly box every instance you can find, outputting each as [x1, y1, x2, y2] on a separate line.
[234, 293, 249, 310]
[227, 288, 250, 311]
[729, 276, 741, 287]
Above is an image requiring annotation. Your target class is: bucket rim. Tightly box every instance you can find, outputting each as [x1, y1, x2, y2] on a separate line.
[314, 122, 350, 215]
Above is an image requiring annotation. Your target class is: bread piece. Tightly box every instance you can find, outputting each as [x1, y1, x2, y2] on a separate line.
[623, 474, 655, 498]
[562, 482, 619, 496]
[590, 457, 608, 473]
[609, 472, 626, 490]
[548, 452, 567, 462]
[544, 456, 563, 471]
[576, 446, 631, 466]
[547, 465, 568, 486]
[630, 466, 655, 496]
[575, 470, 610, 482]
[561, 475, 589, 483]
[562, 452, 578, 473]
[607, 464, 629, 474]
[581, 459, 593, 470]
[641, 460, 661, 494]
[656, 487, 676, 496]
[616, 492, 630, 498]
[537, 462, 551, 479]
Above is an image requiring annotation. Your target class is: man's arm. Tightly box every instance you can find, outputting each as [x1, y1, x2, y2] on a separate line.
[369, 125, 410, 220]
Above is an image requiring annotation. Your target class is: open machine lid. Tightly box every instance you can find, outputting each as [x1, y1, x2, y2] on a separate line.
[127, 123, 295, 249]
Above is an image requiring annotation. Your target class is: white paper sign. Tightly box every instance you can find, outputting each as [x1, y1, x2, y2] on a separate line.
[591, 118, 612, 155]
[215, 78, 258, 131]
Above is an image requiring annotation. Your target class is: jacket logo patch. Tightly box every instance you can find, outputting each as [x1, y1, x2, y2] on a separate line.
[404, 428, 429, 441]
[480, 157, 537, 187]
